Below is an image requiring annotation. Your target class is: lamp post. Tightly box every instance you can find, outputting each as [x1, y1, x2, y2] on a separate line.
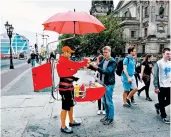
[42, 35, 49, 53]
[42, 35, 49, 62]
[4, 21, 14, 69]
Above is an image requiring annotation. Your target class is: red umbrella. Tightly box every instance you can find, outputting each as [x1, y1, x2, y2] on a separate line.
[42, 10, 105, 35]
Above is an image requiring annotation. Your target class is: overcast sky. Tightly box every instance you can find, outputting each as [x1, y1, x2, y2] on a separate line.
[0, 0, 120, 47]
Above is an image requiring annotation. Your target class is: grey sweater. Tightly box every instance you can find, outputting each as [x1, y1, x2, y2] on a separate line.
[153, 59, 171, 89]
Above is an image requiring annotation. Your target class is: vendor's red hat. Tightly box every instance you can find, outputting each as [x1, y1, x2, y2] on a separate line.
[62, 46, 75, 53]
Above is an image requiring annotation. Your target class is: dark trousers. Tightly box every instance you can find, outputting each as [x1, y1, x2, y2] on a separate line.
[155, 87, 170, 118]
[134, 73, 140, 87]
[98, 99, 105, 110]
[139, 75, 151, 98]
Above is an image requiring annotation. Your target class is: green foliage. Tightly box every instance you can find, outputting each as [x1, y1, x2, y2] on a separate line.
[57, 15, 125, 57]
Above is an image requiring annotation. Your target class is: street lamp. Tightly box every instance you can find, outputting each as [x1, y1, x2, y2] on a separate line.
[4, 21, 14, 69]
[42, 35, 49, 62]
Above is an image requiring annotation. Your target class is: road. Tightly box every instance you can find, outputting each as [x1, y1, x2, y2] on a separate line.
[0, 59, 27, 70]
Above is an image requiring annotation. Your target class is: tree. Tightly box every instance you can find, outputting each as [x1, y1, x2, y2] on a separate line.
[57, 15, 125, 57]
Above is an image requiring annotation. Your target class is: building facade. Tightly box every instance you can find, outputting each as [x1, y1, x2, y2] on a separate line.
[90, 0, 114, 16]
[0, 33, 29, 57]
[114, 0, 170, 56]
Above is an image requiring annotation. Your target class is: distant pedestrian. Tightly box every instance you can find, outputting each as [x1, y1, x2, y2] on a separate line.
[45, 51, 49, 63]
[154, 48, 171, 124]
[137, 54, 153, 101]
[38, 53, 43, 65]
[50, 52, 55, 60]
[121, 45, 137, 107]
[30, 51, 36, 67]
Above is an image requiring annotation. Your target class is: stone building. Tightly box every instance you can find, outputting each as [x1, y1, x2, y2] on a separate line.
[113, 0, 170, 56]
[90, 0, 114, 16]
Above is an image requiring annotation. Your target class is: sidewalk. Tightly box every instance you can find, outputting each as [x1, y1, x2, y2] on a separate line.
[1, 71, 170, 137]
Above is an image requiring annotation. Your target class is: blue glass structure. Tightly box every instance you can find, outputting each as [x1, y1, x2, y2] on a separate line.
[0, 33, 29, 55]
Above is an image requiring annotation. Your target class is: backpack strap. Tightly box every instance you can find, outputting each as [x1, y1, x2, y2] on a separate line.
[126, 57, 129, 64]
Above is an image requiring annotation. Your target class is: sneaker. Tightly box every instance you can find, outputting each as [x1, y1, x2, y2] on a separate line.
[61, 127, 73, 134]
[102, 110, 106, 115]
[123, 104, 130, 107]
[100, 116, 108, 123]
[162, 117, 170, 124]
[146, 97, 152, 101]
[126, 98, 131, 107]
[131, 100, 137, 105]
[97, 110, 101, 115]
[103, 119, 113, 125]
[154, 104, 160, 115]
[69, 121, 81, 127]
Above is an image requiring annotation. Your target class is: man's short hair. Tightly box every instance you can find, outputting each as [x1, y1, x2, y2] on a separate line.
[162, 48, 170, 53]
[128, 45, 135, 54]
[102, 46, 111, 53]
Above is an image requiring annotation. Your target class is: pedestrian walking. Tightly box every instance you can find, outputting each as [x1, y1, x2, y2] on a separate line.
[88, 46, 117, 125]
[153, 48, 171, 124]
[129, 55, 140, 105]
[121, 45, 137, 107]
[30, 51, 36, 67]
[137, 54, 153, 101]
[56, 46, 88, 134]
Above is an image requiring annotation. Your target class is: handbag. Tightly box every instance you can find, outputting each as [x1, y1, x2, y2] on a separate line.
[27, 58, 31, 64]
[138, 80, 145, 90]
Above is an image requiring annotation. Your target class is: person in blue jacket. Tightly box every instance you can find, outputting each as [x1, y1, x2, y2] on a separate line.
[88, 46, 117, 125]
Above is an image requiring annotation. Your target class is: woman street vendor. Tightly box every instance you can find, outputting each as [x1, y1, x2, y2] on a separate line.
[56, 46, 88, 134]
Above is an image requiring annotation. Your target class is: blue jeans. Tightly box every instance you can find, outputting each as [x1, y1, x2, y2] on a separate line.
[102, 85, 114, 120]
[31, 59, 35, 67]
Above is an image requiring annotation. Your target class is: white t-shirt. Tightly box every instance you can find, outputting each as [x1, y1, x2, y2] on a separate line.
[157, 59, 171, 87]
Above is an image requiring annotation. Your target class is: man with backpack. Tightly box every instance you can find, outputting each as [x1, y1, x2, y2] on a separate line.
[121, 46, 137, 107]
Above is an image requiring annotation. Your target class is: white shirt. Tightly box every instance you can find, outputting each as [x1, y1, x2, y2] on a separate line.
[157, 59, 171, 87]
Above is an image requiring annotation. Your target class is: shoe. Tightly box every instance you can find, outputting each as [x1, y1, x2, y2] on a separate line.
[154, 104, 160, 115]
[162, 117, 170, 124]
[100, 116, 108, 123]
[146, 97, 152, 101]
[123, 104, 130, 107]
[102, 110, 106, 115]
[69, 121, 81, 127]
[137, 90, 141, 96]
[61, 127, 73, 134]
[126, 98, 131, 107]
[103, 119, 113, 125]
[131, 100, 137, 105]
[97, 110, 101, 115]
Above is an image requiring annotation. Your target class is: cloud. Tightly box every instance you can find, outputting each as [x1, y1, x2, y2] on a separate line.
[0, 0, 70, 45]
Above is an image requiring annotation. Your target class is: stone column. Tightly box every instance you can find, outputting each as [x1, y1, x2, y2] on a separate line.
[139, 1, 143, 38]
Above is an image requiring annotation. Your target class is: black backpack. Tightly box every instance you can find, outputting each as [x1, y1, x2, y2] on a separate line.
[116, 57, 129, 76]
[135, 64, 141, 73]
